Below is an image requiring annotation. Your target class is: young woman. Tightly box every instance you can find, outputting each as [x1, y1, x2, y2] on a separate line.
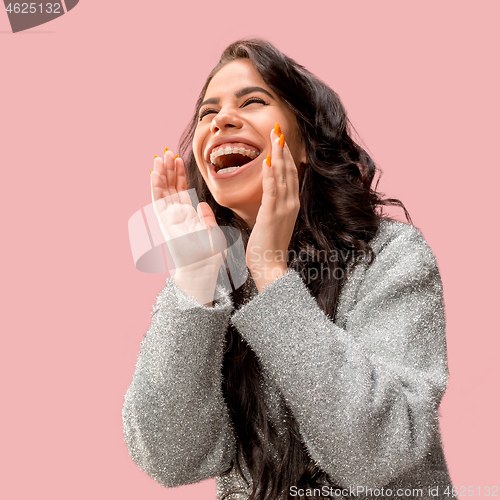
[122, 39, 453, 500]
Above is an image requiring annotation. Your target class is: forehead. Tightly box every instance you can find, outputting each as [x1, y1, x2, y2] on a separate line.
[204, 59, 269, 97]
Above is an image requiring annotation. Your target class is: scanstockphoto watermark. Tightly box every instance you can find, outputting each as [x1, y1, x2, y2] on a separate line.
[289, 485, 500, 497]
[289, 485, 450, 497]
[128, 189, 373, 306]
[128, 189, 371, 279]
[247, 246, 370, 266]
[248, 246, 371, 284]
[290, 486, 426, 498]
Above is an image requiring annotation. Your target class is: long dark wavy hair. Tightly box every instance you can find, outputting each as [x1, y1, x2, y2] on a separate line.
[177, 39, 412, 500]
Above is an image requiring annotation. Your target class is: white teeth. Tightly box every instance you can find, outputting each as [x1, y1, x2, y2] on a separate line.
[216, 166, 240, 175]
[210, 146, 260, 164]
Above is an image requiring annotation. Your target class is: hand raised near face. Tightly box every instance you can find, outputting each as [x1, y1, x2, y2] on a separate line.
[246, 126, 300, 291]
[151, 150, 227, 279]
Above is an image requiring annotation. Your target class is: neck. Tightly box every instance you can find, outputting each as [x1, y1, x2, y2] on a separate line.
[231, 206, 258, 230]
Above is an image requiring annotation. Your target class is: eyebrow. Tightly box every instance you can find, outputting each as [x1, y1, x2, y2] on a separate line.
[199, 86, 275, 110]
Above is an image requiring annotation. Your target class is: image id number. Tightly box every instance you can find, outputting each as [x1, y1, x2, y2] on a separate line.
[6, 3, 62, 14]
[444, 486, 499, 497]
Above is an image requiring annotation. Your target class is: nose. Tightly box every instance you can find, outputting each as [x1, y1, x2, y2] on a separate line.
[210, 107, 243, 134]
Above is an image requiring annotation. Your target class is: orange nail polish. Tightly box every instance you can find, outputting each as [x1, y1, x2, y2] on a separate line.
[154, 155, 158, 159]
[266, 155, 271, 167]
[164, 147, 169, 154]
[279, 134, 285, 148]
[174, 154, 179, 159]
[149, 170, 152, 174]
[274, 123, 281, 137]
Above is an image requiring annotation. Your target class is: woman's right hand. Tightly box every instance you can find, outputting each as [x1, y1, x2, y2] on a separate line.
[151, 151, 227, 281]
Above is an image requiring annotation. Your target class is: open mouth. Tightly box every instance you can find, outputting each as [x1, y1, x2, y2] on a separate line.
[209, 143, 262, 175]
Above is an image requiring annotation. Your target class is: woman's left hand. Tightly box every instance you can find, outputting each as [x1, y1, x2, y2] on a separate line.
[246, 126, 301, 292]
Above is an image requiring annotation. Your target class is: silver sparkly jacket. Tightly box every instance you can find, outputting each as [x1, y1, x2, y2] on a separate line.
[122, 220, 454, 499]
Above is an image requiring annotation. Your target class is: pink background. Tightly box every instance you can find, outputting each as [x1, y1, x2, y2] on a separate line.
[1, 1, 498, 498]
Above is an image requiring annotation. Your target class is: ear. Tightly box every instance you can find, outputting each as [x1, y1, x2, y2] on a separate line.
[300, 149, 307, 165]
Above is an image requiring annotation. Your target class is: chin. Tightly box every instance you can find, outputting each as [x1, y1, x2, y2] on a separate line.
[213, 192, 261, 219]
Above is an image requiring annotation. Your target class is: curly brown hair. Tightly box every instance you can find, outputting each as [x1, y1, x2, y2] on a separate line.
[177, 38, 411, 500]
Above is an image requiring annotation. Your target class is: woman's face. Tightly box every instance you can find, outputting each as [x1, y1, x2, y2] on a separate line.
[193, 59, 306, 228]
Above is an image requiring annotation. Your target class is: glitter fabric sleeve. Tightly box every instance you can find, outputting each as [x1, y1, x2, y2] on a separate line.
[122, 278, 236, 487]
[230, 221, 449, 489]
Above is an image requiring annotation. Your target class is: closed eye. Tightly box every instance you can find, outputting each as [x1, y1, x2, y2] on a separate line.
[198, 97, 269, 121]
[198, 107, 217, 120]
[242, 97, 269, 107]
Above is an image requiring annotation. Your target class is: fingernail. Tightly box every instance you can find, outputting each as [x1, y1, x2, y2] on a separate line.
[174, 154, 179, 159]
[274, 123, 281, 137]
[149, 170, 152, 174]
[279, 134, 285, 148]
[266, 155, 271, 167]
[164, 147, 169, 154]
[154, 155, 158, 159]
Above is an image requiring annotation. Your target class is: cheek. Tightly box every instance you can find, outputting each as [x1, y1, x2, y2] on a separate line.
[192, 129, 203, 157]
